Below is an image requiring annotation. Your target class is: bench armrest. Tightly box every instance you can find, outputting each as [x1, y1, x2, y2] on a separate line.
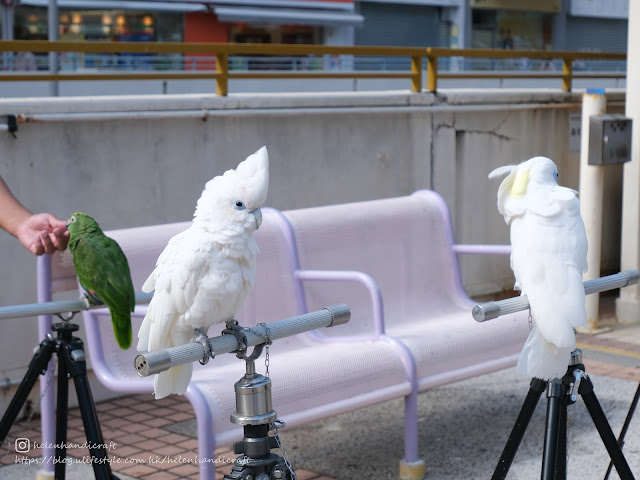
[294, 269, 385, 341]
[452, 244, 511, 255]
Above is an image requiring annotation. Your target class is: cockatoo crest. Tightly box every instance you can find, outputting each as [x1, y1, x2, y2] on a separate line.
[510, 166, 530, 197]
[489, 157, 574, 224]
[194, 146, 269, 230]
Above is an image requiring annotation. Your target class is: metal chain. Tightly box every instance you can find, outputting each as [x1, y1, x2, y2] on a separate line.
[271, 420, 296, 480]
[528, 309, 533, 330]
[2, 355, 57, 458]
[253, 322, 272, 378]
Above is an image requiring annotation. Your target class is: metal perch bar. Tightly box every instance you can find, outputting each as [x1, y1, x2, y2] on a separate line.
[134, 304, 350, 377]
[0, 292, 153, 321]
[472, 270, 640, 322]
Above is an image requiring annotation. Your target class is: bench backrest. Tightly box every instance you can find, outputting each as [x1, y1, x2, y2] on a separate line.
[48, 208, 305, 389]
[284, 190, 471, 337]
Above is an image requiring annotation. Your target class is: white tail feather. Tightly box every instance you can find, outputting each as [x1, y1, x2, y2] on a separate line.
[516, 326, 573, 380]
[153, 363, 193, 399]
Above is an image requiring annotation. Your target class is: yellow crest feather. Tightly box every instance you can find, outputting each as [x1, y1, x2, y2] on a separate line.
[510, 167, 530, 197]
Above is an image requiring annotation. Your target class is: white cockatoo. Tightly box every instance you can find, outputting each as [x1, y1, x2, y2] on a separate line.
[138, 146, 269, 399]
[489, 156, 588, 380]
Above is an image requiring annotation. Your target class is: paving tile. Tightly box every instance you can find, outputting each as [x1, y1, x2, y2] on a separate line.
[142, 471, 181, 480]
[167, 463, 200, 476]
[133, 438, 166, 451]
[118, 433, 148, 445]
[120, 421, 149, 434]
[111, 396, 138, 407]
[120, 462, 159, 477]
[176, 438, 199, 451]
[166, 412, 194, 422]
[128, 411, 154, 423]
[161, 433, 192, 445]
[152, 408, 176, 417]
[103, 417, 134, 429]
[110, 445, 142, 459]
[140, 427, 171, 439]
[145, 418, 175, 428]
[153, 444, 186, 456]
[130, 401, 156, 413]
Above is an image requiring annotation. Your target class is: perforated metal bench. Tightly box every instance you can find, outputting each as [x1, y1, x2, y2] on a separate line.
[36, 207, 413, 480]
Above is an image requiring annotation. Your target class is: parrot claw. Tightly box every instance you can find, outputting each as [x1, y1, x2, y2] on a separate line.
[191, 328, 213, 365]
[222, 319, 248, 358]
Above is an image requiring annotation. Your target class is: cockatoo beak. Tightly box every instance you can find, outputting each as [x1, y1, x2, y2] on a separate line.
[251, 207, 262, 229]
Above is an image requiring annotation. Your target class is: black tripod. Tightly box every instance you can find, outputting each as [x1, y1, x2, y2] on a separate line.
[492, 349, 635, 480]
[0, 320, 118, 480]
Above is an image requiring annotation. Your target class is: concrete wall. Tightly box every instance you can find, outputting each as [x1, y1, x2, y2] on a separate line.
[0, 89, 625, 408]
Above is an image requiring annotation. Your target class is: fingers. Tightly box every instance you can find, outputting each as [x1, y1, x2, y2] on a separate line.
[29, 230, 68, 256]
[39, 230, 56, 255]
[29, 238, 44, 256]
[47, 215, 68, 232]
[51, 228, 70, 251]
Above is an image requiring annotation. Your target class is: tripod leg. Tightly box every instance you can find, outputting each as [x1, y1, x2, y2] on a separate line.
[605, 383, 640, 480]
[542, 380, 563, 480]
[55, 350, 70, 480]
[0, 338, 56, 442]
[555, 396, 567, 480]
[61, 340, 116, 480]
[492, 378, 547, 480]
[580, 376, 635, 480]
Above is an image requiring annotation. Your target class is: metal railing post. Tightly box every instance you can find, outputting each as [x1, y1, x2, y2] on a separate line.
[427, 54, 438, 92]
[216, 52, 228, 96]
[411, 55, 422, 92]
[562, 56, 573, 92]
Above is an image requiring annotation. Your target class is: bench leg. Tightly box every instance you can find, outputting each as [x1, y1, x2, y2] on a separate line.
[400, 390, 426, 480]
[186, 387, 216, 480]
[381, 336, 425, 480]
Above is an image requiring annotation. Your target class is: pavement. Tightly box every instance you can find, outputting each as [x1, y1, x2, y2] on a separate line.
[2, 294, 640, 480]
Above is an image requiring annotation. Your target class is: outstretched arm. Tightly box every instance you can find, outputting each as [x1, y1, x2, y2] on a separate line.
[0, 176, 69, 255]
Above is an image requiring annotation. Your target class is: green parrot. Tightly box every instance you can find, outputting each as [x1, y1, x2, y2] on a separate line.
[67, 212, 135, 350]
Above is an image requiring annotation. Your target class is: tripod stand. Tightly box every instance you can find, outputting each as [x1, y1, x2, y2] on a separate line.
[0, 320, 118, 480]
[492, 349, 635, 480]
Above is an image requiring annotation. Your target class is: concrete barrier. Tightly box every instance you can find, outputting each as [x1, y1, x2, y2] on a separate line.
[0, 88, 625, 407]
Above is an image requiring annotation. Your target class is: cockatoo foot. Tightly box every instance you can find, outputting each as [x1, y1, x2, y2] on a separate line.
[191, 327, 213, 365]
[222, 319, 248, 358]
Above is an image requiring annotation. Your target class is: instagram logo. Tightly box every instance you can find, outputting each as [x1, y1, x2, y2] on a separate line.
[15, 438, 30, 453]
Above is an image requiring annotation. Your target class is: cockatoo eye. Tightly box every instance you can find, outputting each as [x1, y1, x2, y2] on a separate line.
[553, 171, 559, 180]
[233, 201, 246, 211]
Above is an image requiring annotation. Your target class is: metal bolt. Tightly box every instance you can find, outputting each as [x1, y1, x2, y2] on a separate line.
[272, 469, 283, 479]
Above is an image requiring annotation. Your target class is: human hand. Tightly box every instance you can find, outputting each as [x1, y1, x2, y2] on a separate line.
[15, 213, 70, 255]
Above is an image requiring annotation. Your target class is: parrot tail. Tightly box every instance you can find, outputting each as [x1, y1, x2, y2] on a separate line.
[516, 325, 573, 380]
[154, 364, 193, 399]
[111, 310, 133, 350]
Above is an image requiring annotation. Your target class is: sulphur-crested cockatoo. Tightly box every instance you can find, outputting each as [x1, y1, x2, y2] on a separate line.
[138, 146, 269, 399]
[489, 156, 588, 380]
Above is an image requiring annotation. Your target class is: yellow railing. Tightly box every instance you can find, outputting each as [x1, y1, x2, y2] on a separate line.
[0, 40, 627, 95]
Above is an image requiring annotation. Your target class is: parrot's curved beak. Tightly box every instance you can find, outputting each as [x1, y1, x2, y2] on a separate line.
[251, 207, 262, 229]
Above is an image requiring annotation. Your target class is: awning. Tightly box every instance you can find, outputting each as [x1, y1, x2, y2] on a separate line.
[18, 0, 208, 12]
[213, 5, 364, 26]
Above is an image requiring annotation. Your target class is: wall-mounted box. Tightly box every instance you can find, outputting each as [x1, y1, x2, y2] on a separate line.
[588, 114, 632, 165]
